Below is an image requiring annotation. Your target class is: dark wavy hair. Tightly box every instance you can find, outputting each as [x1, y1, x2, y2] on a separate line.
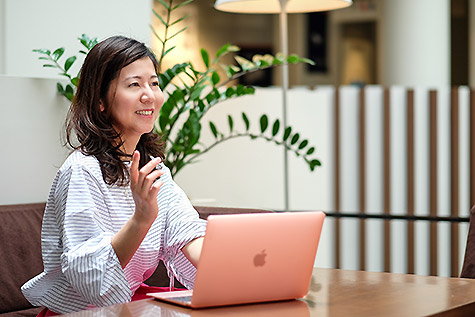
[65, 35, 165, 185]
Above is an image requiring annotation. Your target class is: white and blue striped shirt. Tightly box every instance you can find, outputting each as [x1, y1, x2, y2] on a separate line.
[21, 150, 207, 313]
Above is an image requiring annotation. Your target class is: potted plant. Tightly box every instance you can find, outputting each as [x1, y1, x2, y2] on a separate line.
[33, 0, 321, 177]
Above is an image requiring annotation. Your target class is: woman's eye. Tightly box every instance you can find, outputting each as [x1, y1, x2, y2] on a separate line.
[151, 81, 159, 87]
[128, 82, 139, 87]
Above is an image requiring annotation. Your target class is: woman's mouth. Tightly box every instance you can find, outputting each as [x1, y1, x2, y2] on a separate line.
[135, 109, 154, 116]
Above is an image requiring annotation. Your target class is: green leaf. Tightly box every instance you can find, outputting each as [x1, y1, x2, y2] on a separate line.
[159, 98, 175, 131]
[205, 89, 219, 105]
[236, 85, 248, 96]
[42, 64, 56, 68]
[201, 49, 210, 68]
[150, 25, 164, 43]
[172, 0, 194, 10]
[242, 112, 250, 131]
[64, 56, 77, 72]
[162, 46, 176, 59]
[290, 133, 300, 145]
[185, 148, 200, 155]
[64, 84, 75, 101]
[235, 56, 255, 71]
[190, 85, 205, 101]
[260, 115, 268, 133]
[301, 57, 315, 65]
[223, 64, 240, 78]
[215, 43, 240, 59]
[228, 115, 234, 133]
[209, 121, 218, 138]
[273, 53, 285, 65]
[78, 34, 90, 47]
[211, 71, 220, 86]
[169, 14, 189, 27]
[272, 119, 280, 137]
[225, 87, 234, 98]
[283, 127, 292, 141]
[52, 48, 65, 61]
[152, 9, 167, 26]
[286, 54, 300, 64]
[71, 77, 79, 87]
[65, 84, 74, 95]
[77, 33, 97, 51]
[306, 147, 315, 155]
[156, 0, 170, 10]
[33, 48, 51, 55]
[168, 27, 187, 41]
[309, 159, 322, 171]
[57, 82, 64, 93]
[298, 139, 308, 150]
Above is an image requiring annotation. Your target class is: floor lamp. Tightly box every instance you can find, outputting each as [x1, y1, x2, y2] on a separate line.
[215, 0, 352, 211]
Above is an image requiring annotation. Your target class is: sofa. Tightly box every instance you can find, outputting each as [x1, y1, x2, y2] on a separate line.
[0, 202, 269, 316]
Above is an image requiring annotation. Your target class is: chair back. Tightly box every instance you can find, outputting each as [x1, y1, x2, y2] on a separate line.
[461, 206, 475, 278]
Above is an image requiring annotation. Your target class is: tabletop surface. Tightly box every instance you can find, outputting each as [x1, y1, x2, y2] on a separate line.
[63, 267, 475, 316]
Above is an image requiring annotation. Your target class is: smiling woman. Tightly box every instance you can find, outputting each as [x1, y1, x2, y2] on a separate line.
[20, 36, 207, 315]
[104, 57, 164, 156]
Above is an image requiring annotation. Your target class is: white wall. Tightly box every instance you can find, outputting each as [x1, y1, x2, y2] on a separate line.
[2, 0, 153, 77]
[0, 76, 70, 204]
[380, 0, 450, 87]
[0, 0, 5, 74]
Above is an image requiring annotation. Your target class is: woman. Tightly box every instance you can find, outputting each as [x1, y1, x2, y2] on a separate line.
[21, 35, 206, 314]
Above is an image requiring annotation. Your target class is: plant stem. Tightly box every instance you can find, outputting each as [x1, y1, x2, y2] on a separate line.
[182, 132, 298, 170]
[158, 0, 173, 66]
[46, 55, 71, 79]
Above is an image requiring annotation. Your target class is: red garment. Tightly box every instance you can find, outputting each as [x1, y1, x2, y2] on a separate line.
[36, 284, 185, 316]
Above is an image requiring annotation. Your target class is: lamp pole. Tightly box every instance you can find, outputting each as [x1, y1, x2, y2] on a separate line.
[279, 0, 289, 212]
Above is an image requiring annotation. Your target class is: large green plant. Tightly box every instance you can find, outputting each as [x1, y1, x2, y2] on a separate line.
[33, 0, 321, 177]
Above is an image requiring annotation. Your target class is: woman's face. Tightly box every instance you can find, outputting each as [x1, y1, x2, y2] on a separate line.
[104, 57, 164, 150]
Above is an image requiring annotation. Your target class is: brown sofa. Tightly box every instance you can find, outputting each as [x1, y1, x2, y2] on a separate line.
[0, 203, 269, 316]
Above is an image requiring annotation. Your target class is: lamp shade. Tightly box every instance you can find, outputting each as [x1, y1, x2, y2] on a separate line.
[214, 0, 352, 14]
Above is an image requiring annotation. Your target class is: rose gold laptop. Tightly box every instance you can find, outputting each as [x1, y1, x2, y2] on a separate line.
[148, 211, 325, 308]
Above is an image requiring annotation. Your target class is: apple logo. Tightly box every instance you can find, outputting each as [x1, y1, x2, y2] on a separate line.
[253, 250, 267, 267]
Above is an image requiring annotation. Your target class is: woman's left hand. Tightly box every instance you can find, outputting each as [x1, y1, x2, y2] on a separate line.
[129, 150, 164, 226]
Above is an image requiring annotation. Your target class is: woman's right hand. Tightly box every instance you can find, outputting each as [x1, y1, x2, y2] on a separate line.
[129, 150, 164, 226]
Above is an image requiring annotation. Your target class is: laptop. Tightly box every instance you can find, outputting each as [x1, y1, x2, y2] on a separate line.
[148, 211, 325, 308]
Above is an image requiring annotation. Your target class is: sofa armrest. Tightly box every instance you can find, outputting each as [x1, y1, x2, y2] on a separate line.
[0, 203, 45, 315]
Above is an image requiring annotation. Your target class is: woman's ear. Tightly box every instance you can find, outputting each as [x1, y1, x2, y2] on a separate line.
[99, 101, 105, 112]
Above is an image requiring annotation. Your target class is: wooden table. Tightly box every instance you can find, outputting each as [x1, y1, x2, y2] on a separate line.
[64, 268, 475, 316]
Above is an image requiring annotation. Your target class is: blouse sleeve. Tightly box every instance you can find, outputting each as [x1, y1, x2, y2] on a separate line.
[158, 166, 207, 289]
[55, 164, 131, 306]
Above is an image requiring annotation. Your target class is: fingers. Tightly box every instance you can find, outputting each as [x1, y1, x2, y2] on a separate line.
[129, 154, 163, 196]
[136, 157, 162, 191]
[139, 168, 164, 193]
[130, 151, 140, 189]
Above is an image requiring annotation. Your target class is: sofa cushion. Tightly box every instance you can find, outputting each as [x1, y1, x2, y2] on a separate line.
[0, 203, 45, 314]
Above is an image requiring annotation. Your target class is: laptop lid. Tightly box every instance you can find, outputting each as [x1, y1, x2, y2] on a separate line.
[150, 211, 325, 308]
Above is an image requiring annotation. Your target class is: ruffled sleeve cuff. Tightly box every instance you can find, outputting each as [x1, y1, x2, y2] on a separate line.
[61, 232, 132, 306]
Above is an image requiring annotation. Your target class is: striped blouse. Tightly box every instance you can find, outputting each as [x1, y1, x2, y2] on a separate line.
[21, 150, 207, 314]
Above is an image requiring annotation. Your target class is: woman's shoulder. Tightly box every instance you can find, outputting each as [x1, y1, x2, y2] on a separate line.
[59, 150, 102, 177]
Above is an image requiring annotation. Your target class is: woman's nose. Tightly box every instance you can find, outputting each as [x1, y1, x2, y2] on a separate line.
[140, 85, 156, 103]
